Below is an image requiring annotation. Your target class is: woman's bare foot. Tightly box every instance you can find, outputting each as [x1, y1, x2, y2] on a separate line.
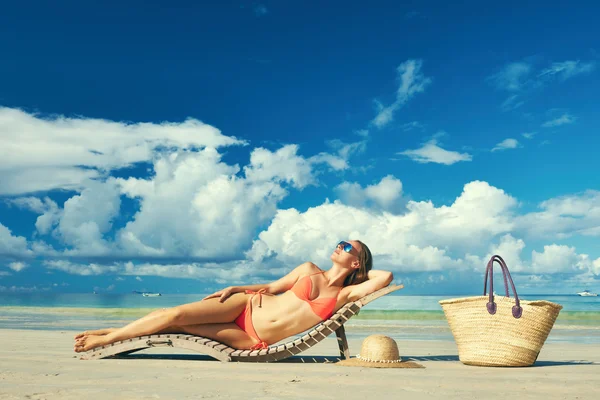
[74, 328, 117, 340]
[74, 334, 109, 352]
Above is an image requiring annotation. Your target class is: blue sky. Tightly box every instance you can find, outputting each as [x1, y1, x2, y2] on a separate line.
[0, 1, 598, 295]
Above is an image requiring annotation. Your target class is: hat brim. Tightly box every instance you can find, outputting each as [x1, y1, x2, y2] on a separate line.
[335, 358, 424, 369]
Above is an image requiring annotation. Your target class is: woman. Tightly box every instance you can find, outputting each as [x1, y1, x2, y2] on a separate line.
[74, 240, 393, 352]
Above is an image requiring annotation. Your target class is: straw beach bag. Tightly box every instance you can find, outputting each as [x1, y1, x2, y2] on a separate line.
[439, 255, 562, 367]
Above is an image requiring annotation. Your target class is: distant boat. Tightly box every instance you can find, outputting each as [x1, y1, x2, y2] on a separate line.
[142, 292, 162, 297]
[577, 290, 598, 297]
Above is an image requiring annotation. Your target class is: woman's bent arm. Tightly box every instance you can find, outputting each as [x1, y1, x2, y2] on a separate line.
[203, 262, 317, 302]
[345, 269, 393, 302]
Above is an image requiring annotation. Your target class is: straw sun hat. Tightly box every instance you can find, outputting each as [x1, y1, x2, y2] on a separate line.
[336, 335, 424, 369]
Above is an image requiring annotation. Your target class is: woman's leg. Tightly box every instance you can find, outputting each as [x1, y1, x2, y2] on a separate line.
[179, 323, 257, 349]
[74, 308, 167, 340]
[74, 327, 117, 340]
[74, 294, 250, 352]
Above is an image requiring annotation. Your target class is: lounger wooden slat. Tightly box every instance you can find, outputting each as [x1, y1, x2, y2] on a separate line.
[81, 284, 403, 362]
[213, 343, 229, 352]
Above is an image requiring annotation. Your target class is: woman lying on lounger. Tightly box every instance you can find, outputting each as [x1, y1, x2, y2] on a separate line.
[74, 240, 393, 352]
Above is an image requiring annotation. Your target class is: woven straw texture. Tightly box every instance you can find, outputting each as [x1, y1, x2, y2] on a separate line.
[439, 295, 562, 367]
[336, 335, 424, 368]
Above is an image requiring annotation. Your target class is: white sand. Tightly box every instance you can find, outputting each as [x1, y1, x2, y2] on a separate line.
[0, 329, 598, 400]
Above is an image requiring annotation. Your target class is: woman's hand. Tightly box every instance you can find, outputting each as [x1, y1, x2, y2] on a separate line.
[202, 286, 239, 302]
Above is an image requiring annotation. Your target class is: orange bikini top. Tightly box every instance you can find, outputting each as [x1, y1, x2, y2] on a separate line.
[290, 271, 341, 320]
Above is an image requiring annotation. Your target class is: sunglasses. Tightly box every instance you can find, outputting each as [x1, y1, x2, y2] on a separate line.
[337, 241, 354, 253]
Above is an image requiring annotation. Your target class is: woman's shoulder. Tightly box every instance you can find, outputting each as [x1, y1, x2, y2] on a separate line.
[296, 261, 321, 274]
[288, 262, 323, 279]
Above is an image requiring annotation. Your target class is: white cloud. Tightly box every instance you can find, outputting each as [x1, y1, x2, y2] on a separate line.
[531, 245, 593, 274]
[310, 139, 367, 171]
[0, 107, 246, 195]
[489, 62, 532, 91]
[467, 235, 600, 279]
[8, 197, 48, 214]
[44, 260, 120, 276]
[4, 129, 359, 262]
[335, 175, 403, 212]
[0, 223, 31, 257]
[113, 145, 317, 260]
[398, 139, 472, 165]
[515, 190, 600, 239]
[492, 138, 520, 152]
[14, 176, 596, 285]
[244, 145, 314, 189]
[0, 285, 48, 293]
[538, 60, 596, 80]
[372, 60, 432, 128]
[249, 180, 517, 273]
[8, 262, 28, 272]
[542, 113, 575, 128]
[55, 180, 121, 256]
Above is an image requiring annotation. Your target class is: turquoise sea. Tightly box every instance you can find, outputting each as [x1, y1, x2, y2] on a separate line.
[0, 293, 598, 343]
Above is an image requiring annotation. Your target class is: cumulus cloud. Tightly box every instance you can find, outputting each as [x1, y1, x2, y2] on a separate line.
[0, 107, 246, 195]
[5, 175, 597, 287]
[113, 145, 316, 260]
[372, 60, 432, 128]
[8, 262, 28, 272]
[0, 223, 31, 258]
[248, 181, 518, 273]
[398, 139, 472, 165]
[467, 234, 600, 280]
[1, 104, 380, 266]
[492, 138, 520, 152]
[515, 190, 600, 239]
[335, 175, 403, 212]
[1, 103, 598, 288]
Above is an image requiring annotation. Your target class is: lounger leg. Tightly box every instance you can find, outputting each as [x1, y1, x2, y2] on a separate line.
[335, 325, 350, 359]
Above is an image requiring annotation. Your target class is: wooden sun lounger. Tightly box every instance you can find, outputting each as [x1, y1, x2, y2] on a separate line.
[80, 284, 403, 362]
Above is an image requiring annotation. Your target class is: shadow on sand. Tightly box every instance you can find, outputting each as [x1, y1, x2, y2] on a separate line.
[105, 353, 597, 366]
[404, 355, 597, 367]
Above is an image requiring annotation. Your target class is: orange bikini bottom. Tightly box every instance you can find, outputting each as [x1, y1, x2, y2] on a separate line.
[234, 289, 270, 350]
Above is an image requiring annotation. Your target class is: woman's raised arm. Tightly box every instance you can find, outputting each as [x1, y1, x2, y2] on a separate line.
[344, 269, 394, 302]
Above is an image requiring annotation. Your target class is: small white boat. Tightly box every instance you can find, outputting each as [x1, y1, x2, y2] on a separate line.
[142, 292, 162, 297]
[577, 290, 598, 297]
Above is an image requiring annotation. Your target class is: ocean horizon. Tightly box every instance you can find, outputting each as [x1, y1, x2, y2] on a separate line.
[1, 292, 598, 344]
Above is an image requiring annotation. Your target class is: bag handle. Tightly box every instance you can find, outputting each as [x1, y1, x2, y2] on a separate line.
[483, 255, 510, 298]
[483, 255, 522, 319]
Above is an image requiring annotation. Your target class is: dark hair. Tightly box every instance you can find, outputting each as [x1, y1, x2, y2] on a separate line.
[343, 240, 373, 287]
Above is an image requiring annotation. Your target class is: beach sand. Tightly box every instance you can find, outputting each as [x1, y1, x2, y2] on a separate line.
[0, 329, 598, 400]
